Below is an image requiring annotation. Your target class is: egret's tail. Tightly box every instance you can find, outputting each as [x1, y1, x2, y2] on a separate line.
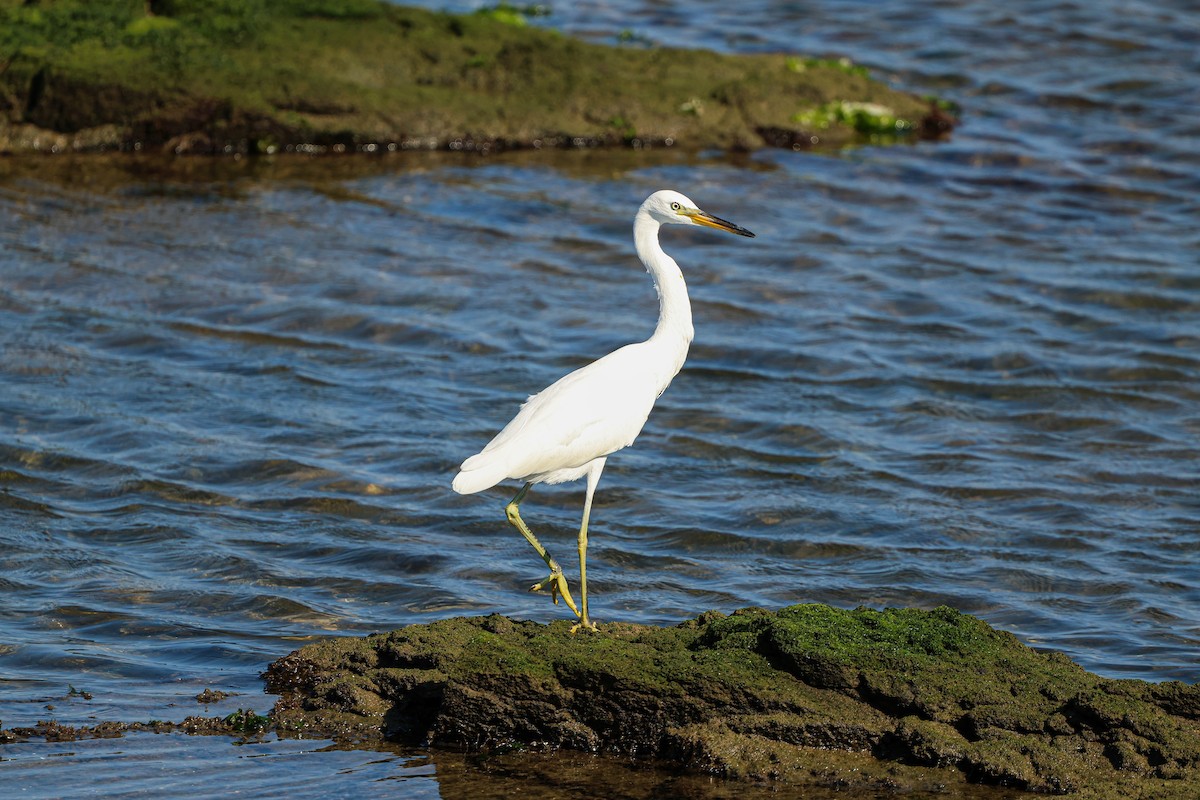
[451, 451, 511, 495]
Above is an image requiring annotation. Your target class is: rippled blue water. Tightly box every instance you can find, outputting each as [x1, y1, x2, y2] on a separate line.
[2, 0, 1198, 795]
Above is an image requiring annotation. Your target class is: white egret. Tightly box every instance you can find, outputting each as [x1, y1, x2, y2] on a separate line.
[452, 190, 755, 632]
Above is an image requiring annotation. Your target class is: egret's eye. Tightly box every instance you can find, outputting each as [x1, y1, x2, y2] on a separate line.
[670, 202, 681, 211]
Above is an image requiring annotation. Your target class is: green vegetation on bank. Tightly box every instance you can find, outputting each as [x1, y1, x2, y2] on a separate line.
[0, 0, 953, 154]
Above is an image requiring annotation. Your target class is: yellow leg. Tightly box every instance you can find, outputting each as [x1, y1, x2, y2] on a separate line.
[505, 483, 579, 617]
[570, 460, 605, 633]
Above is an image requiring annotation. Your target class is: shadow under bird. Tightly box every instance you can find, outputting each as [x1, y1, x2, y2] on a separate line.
[453, 190, 755, 631]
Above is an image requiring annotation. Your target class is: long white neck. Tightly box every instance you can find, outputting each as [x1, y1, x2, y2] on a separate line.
[634, 207, 694, 377]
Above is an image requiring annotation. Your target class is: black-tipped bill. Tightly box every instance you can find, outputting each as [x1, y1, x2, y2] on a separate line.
[684, 208, 756, 238]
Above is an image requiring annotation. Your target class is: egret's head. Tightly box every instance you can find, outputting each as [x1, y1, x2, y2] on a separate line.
[641, 190, 755, 238]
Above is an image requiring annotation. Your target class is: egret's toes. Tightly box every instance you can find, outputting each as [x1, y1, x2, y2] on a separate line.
[529, 570, 580, 617]
[570, 618, 598, 634]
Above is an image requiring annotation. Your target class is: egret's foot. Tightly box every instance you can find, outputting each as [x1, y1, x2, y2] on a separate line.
[570, 617, 598, 634]
[529, 570, 580, 616]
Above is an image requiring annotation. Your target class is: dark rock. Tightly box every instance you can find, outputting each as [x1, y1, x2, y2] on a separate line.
[261, 605, 1200, 798]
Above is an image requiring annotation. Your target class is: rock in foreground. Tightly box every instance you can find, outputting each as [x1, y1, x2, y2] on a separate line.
[264, 605, 1200, 798]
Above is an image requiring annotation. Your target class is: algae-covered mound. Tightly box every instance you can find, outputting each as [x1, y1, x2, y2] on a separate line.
[263, 605, 1200, 798]
[0, 0, 953, 155]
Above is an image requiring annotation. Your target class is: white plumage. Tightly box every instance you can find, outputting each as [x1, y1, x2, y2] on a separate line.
[453, 189, 754, 631]
[451, 338, 677, 493]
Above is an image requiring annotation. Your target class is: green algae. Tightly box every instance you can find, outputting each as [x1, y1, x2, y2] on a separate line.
[792, 100, 918, 142]
[786, 55, 872, 79]
[222, 708, 271, 733]
[474, 3, 551, 28]
[0, 0, 952, 155]
[262, 605, 1200, 798]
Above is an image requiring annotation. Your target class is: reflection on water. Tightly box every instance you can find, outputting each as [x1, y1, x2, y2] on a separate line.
[0, 736, 1023, 800]
[1, 0, 1199, 796]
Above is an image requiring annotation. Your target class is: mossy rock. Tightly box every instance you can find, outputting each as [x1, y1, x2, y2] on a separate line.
[0, 0, 953, 154]
[263, 605, 1200, 797]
